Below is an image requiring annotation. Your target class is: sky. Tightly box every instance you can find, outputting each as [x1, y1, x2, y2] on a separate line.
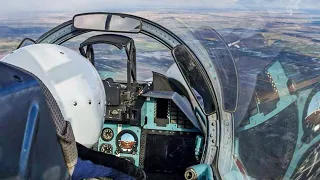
[0, 0, 319, 14]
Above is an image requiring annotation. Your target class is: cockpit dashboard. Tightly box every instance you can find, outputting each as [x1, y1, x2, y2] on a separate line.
[97, 72, 202, 178]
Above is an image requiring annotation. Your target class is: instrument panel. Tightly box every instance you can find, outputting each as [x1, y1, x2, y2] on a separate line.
[98, 95, 201, 173]
[98, 124, 141, 166]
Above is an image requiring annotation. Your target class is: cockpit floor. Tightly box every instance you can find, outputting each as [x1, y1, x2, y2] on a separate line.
[94, 173, 184, 180]
[145, 173, 184, 180]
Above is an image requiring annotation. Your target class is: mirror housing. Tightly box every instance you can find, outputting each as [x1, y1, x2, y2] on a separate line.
[73, 13, 142, 33]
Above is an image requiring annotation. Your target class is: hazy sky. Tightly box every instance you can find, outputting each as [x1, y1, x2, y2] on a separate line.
[0, 0, 319, 13]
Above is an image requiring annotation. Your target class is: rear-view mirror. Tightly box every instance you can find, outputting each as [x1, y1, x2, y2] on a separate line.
[73, 13, 142, 33]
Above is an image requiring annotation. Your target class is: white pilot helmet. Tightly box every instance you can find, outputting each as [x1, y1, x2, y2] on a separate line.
[1, 44, 106, 148]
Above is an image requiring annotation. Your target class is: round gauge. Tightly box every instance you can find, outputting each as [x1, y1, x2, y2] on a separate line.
[100, 143, 113, 154]
[116, 130, 138, 154]
[101, 128, 114, 141]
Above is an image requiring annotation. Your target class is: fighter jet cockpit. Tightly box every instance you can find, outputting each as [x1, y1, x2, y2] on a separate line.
[1, 8, 320, 180]
[0, 13, 218, 180]
[70, 22, 205, 177]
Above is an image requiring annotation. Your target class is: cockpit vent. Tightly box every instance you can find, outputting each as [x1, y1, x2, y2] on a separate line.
[170, 101, 194, 129]
[154, 99, 170, 127]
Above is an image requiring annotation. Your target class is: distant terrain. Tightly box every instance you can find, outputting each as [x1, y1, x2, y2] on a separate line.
[0, 10, 319, 81]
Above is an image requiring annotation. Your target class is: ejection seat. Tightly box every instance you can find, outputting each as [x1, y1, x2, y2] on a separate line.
[0, 62, 69, 179]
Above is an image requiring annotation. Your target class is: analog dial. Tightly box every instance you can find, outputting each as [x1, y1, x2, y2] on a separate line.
[100, 143, 113, 154]
[116, 130, 138, 154]
[101, 128, 114, 141]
